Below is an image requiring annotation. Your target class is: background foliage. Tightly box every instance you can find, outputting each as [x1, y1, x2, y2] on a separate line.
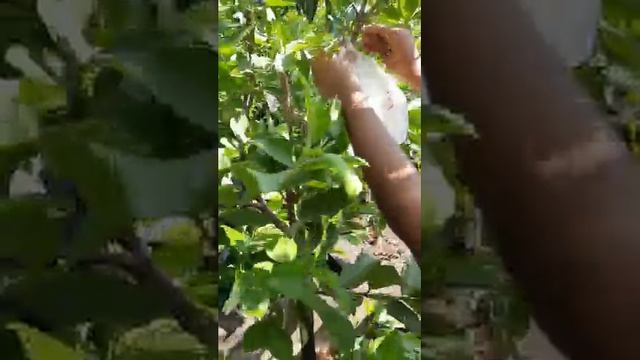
[218, 0, 421, 358]
[0, 0, 216, 358]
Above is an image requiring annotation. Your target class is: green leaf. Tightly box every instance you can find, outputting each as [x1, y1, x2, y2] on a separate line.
[604, 0, 640, 22]
[152, 242, 201, 278]
[424, 106, 475, 136]
[254, 224, 286, 238]
[254, 135, 294, 167]
[243, 318, 294, 360]
[342, 172, 362, 199]
[185, 273, 217, 310]
[266, 236, 298, 263]
[314, 222, 340, 263]
[231, 153, 363, 201]
[2, 272, 172, 328]
[601, 25, 640, 75]
[266, 0, 296, 7]
[219, 26, 254, 57]
[379, 5, 403, 21]
[339, 253, 379, 288]
[86, 72, 215, 158]
[443, 254, 503, 287]
[10, 323, 85, 360]
[268, 263, 356, 351]
[400, 0, 419, 19]
[93, 147, 216, 218]
[325, 111, 350, 154]
[18, 79, 66, 111]
[107, 350, 207, 360]
[385, 300, 420, 334]
[298, 188, 349, 220]
[408, 107, 421, 132]
[304, 154, 363, 198]
[221, 225, 245, 246]
[401, 257, 421, 296]
[267, 262, 314, 298]
[338, 253, 403, 290]
[41, 131, 132, 256]
[219, 184, 241, 207]
[306, 294, 356, 352]
[306, 93, 331, 146]
[113, 319, 208, 359]
[0, 198, 65, 269]
[313, 266, 355, 314]
[0, 328, 25, 360]
[223, 270, 272, 318]
[367, 264, 403, 290]
[373, 332, 420, 360]
[115, 46, 217, 132]
[230, 163, 289, 200]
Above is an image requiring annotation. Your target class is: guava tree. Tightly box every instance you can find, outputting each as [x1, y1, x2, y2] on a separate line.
[0, 0, 216, 358]
[218, 0, 421, 358]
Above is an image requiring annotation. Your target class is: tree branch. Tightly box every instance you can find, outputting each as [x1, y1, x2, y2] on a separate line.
[297, 300, 316, 360]
[248, 197, 291, 234]
[278, 72, 307, 134]
[136, 255, 217, 349]
[285, 191, 298, 224]
[110, 234, 217, 349]
[198, 215, 216, 272]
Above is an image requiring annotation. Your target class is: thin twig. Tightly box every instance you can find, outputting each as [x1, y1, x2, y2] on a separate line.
[279, 72, 296, 125]
[248, 197, 291, 234]
[298, 300, 316, 360]
[285, 191, 298, 224]
[278, 72, 307, 134]
[198, 216, 217, 272]
[57, 38, 84, 120]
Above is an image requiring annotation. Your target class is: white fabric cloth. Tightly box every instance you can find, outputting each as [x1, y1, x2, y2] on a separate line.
[337, 45, 409, 144]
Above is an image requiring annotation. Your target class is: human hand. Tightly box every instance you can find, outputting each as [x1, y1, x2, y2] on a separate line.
[311, 47, 363, 102]
[362, 25, 421, 89]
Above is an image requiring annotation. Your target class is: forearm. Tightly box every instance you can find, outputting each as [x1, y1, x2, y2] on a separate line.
[341, 92, 421, 260]
[425, 0, 640, 358]
[397, 59, 422, 92]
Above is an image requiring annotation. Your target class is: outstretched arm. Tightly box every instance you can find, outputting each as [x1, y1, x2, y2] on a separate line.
[342, 92, 422, 260]
[425, 1, 640, 358]
[312, 45, 422, 260]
